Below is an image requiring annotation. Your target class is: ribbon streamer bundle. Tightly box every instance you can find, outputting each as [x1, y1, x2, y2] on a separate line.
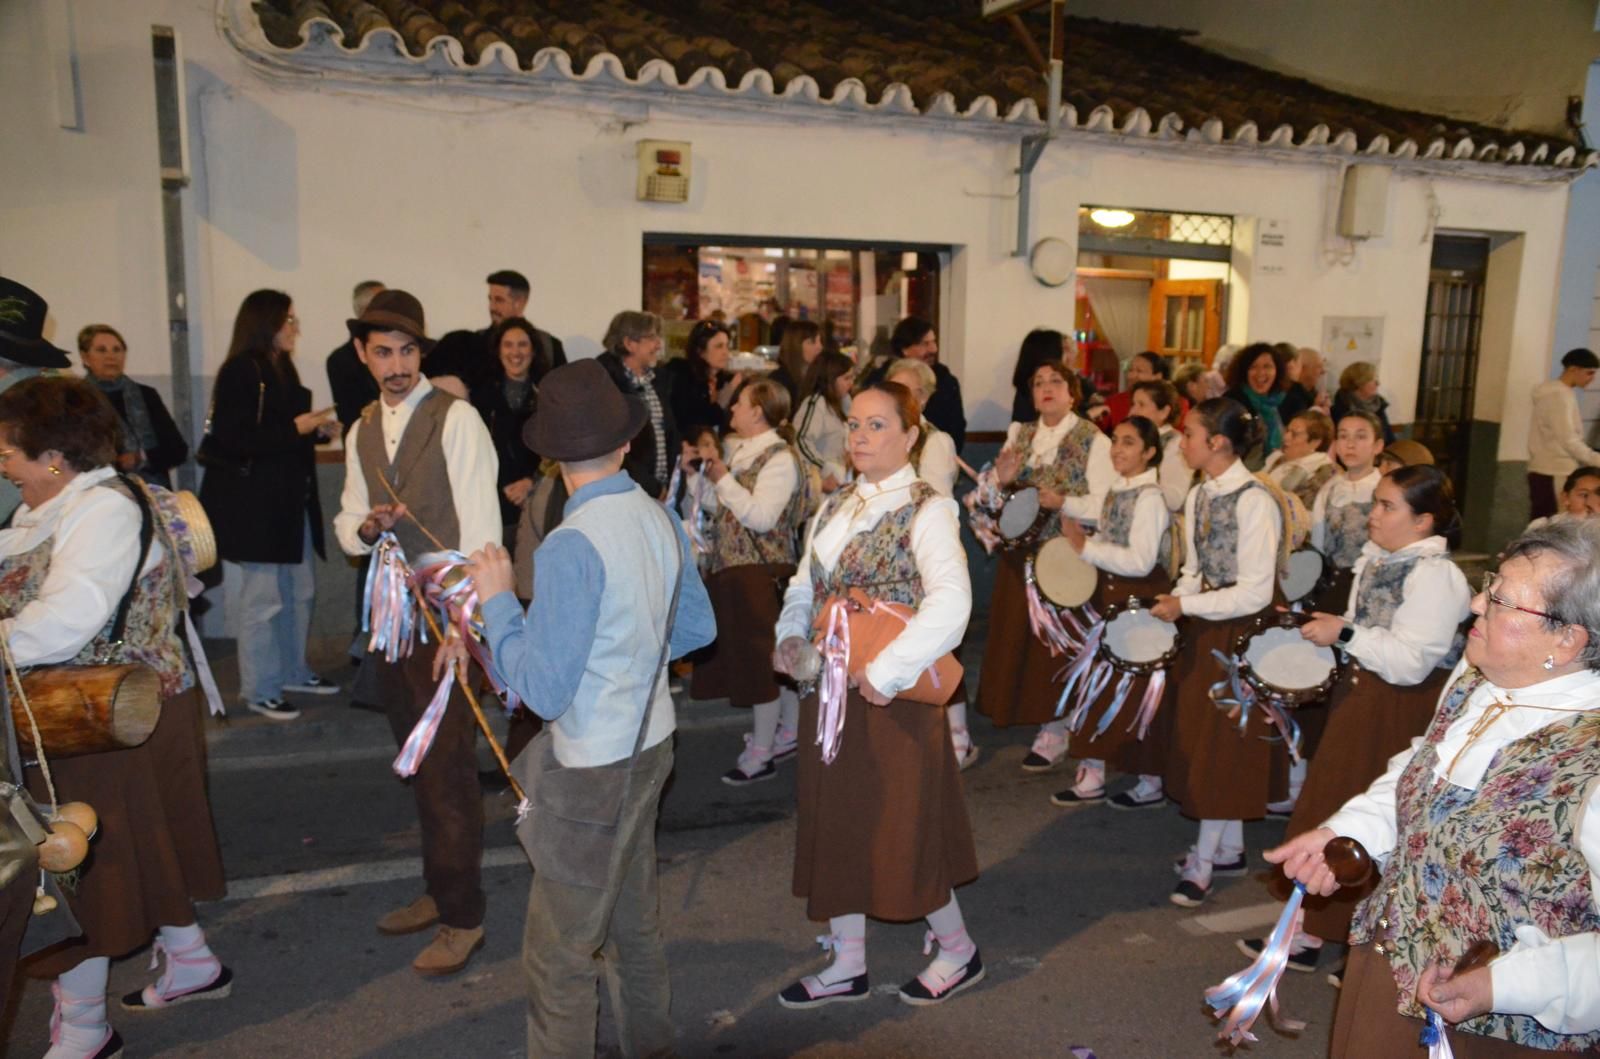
[1024, 570, 1081, 657]
[815, 599, 852, 765]
[362, 533, 422, 664]
[1207, 648, 1304, 765]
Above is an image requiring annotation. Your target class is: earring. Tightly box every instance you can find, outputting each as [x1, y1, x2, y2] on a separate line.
[47, 465, 60, 477]
[1544, 655, 1556, 671]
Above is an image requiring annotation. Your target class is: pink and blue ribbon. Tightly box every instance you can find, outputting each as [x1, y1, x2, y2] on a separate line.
[1205, 883, 1309, 1044]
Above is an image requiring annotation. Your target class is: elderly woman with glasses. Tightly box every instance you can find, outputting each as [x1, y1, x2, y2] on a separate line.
[1268, 518, 1600, 1056]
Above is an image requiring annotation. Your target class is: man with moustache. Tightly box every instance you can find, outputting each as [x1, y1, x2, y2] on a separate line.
[332, 290, 502, 977]
[425, 270, 566, 393]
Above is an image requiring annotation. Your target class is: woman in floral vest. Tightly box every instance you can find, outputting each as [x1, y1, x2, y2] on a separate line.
[1270, 517, 1600, 1056]
[973, 360, 1113, 771]
[1152, 397, 1282, 908]
[1309, 409, 1386, 614]
[1263, 408, 1337, 510]
[773, 382, 979, 1009]
[0, 377, 226, 1059]
[685, 378, 809, 785]
[1237, 465, 1472, 981]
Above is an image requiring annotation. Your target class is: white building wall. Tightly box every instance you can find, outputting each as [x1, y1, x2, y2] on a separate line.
[0, 0, 1583, 463]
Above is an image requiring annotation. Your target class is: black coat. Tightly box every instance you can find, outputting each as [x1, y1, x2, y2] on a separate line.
[924, 362, 967, 453]
[102, 382, 188, 490]
[659, 357, 728, 437]
[326, 340, 378, 433]
[1331, 389, 1396, 444]
[596, 350, 678, 499]
[198, 354, 324, 564]
[424, 325, 566, 392]
[469, 374, 541, 526]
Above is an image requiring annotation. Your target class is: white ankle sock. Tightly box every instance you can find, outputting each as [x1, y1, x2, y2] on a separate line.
[1220, 819, 1244, 860]
[47, 958, 110, 1059]
[947, 700, 969, 739]
[1134, 774, 1163, 797]
[777, 688, 799, 741]
[921, 894, 977, 981]
[815, 914, 867, 985]
[153, 921, 221, 996]
[1073, 761, 1105, 794]
[750, 698, 781, 752]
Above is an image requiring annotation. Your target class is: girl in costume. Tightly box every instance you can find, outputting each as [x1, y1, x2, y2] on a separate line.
[1129, 379, 1190, 513]
[1309, 410, 1385, 614]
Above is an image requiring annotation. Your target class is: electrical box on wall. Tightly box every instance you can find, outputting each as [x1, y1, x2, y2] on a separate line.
[637, 141, 690, 204]
[1338, 164, 1390, 240]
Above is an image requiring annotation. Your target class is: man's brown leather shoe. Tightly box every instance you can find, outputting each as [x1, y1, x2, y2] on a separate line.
[412, 925, 485, 978]
[376, 895, 439, 936]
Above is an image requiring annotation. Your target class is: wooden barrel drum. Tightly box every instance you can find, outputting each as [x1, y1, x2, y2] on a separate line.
[11, 664, 161, 759]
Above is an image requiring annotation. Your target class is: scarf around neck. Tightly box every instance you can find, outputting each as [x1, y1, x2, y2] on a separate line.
[1240, 386, 1285, 454]
[93, 374, 157, 454]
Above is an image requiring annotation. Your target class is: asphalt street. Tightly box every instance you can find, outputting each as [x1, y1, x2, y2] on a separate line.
[0, 635, 1344, 1059]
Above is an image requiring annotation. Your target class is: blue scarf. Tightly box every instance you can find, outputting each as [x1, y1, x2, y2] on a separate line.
[1240, 387, 1285, 454]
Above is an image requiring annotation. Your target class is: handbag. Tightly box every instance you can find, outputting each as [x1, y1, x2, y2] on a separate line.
[196, 364, 264, 478]
[512, 507, 684, 890]
[816, 587, 963, 705]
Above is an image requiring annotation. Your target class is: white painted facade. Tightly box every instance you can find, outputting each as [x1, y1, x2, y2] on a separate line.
[0, 0, 1590, 470]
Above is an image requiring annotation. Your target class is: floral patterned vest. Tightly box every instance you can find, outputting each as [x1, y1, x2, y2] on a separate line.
[1195, 480, 1266, 589]
[807, 480, 938, 633]
[1099, 483, 1160, 547]
[0, 478, 191, 698]
[1352, 553, 1465, 672]
[1323, 493, 1373, 569]
[707, 443, 805, 575]
[1279, 461, 1336, 512]
[1349, 671, 1600, 1051]
[1013, 418, 1099, 544]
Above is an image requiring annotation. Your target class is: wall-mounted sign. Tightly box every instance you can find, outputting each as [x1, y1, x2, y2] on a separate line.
[1257, 218, 1289, 275]
[1321, 316, 1385, 382]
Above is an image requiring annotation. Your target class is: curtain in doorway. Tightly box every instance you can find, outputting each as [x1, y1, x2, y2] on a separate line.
[1083, 277, 1151, 365]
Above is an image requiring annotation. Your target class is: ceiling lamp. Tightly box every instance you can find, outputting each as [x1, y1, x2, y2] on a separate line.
[1090, 208, 1136, 229]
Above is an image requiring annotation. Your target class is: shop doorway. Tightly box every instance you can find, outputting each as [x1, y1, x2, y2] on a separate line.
[641, 235, 944, 360]
[1074, 206, 1232, 392]
[1413, 235, 1490, 498]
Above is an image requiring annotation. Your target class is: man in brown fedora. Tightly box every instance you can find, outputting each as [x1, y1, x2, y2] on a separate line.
[438, 359, 714, 1057]
[331, 289, 502, 977]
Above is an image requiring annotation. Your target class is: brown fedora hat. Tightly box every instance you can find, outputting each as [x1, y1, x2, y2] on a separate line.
[1383, 439, 1434, 467]
[525, 360, 647, 462]
[348, 289, 434, 350]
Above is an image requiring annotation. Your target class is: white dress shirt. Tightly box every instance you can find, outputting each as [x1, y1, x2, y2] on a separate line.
[689, 429, 799, 534]
[1172, 458, 1280, 619]
[918, 419, 959, 497]
[1156, 427, 1190, 513]
[0, 467, 163, 665]
[1063, 469, 1170, 577]
[1528, 378, 1600, 478]
[1342, 535, 1472, 685]
[796, 394, 848, 483]
[333, 378, 503, 556]
[776, 463, 970, 696]
[1323, 663, 1600, 1036]
[1003, 413, 1115, 513]
[1311, 467, 1380, 553]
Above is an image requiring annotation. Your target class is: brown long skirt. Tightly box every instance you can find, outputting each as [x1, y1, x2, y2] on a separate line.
[691, 563, 792, 708]
[1331, 945, 1539, 1058]
[24, 687, 225, 977]
[1163, 608, 1280, 820]
[976, 550, 1077, 727]
[1067, 568, 1172, 777]
[793, 689, 978, 922]
[1281, 664, 1450, 940]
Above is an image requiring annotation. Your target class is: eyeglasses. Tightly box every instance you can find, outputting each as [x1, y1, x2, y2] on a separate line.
[1479, 573, 1560, 623]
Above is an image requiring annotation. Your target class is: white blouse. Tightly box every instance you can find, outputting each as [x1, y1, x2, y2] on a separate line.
[1324, 664, 1600, 1036]
[0, 467, 164, 666]
[1002, 412, 1115, 513]
[917, 419, 959, 497]
[796, 393, 848, 484]
[776, 463, 970, 696]
[690, 429, 799, 533]
[1310, 466, 1381, 552]
[1066, 469, 1170, 578]
[1341, 535, 1472, 685]
[1155, 427, 1190, 513]
[1172, 458, 1281, 620]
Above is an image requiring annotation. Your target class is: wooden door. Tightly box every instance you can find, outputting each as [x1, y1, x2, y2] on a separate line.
[1147, 279, 1222, 365]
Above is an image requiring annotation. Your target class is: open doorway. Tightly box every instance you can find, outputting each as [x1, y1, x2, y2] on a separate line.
[1074, 206, 1232, 392]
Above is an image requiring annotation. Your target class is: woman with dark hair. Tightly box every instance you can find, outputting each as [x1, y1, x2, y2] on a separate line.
[1130, 379, 1190, 513]
[1104, 350, 1169, 429]
[197, 289, 337, 719]
[469, 316, 547, 539]
[795, 350, 854, 491]
[1010, 328, 1068, 423]
[1223, 342, 1310, 464]
[662, 318, 741, 437]
[77, 324, 189, 490]
[1151, 397, 1283, 907]
[1235, 464, 1472, 978]
[0, 376, 227, 1058]
[772, 319, 823, 407]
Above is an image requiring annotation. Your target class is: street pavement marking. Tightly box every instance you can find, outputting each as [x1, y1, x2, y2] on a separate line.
[209, 745, 395, 772]
[1177, 902, 1283, 936]
[215, 846, 529, 901]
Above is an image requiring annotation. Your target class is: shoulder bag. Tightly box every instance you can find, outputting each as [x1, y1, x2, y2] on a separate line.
[196, 362, 264, 478]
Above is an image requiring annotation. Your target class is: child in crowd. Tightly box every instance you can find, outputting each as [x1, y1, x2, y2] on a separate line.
[1129, 380, 1190, 513]
[1309, 411, 1385, 614]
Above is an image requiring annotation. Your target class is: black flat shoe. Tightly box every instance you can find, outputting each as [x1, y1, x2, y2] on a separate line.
[777, 972, 870, 1009]
[898, 950, 985, 1006]
[121, 966, 234, 1011]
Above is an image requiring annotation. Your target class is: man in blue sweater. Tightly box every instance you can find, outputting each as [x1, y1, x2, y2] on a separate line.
[444, 359, 714, 1057]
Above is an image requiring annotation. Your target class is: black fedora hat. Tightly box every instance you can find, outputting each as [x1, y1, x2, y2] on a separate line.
[0, 278, 72, 369]
[347, 289, 435, 351]
[525, 360, 647, 462]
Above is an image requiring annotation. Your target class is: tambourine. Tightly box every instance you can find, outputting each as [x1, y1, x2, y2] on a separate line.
[994, 486, 1052, 550]
[1030, 536, 1098, 608]
[1096, 597, 1183, 675]
[1278, 547, 1324, 604]
[1229, 611, 1341, 708]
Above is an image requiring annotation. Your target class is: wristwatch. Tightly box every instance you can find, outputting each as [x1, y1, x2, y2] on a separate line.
[1336, 623, 1355, 647]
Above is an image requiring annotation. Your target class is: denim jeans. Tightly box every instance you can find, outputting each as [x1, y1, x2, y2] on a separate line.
[225, 523, 316, 703]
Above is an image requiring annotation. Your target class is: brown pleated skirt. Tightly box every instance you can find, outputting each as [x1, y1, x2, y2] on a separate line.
[1282, 664, 1450, 941]
[1331, 945, 1538, 1058]
[25, 687, 226, 977]
[976, 550, 1077, 727]
[1163, 607, 1280, 820]
[1067, 568, 1173, 777]
[793, 688, 978, 922]
[691, 562, 792, 708]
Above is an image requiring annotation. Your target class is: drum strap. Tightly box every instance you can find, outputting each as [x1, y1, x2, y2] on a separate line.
[106, 473, 157, 651]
